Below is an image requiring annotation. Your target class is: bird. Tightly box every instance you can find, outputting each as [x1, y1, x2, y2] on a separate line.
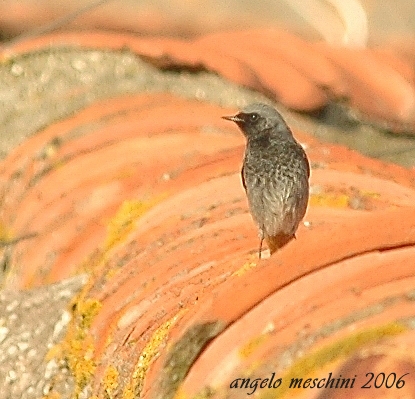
[222, 103, 310, 258]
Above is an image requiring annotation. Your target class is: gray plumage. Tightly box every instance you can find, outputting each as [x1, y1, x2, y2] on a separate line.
[223, 103, 310, 257]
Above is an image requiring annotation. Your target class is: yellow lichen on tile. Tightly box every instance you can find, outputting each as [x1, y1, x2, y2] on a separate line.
[104, 198, 162, 251]
[232, 258, 257, 277]
[41, 392, 61, 399]
[77, 196, 164, 276]
[60, 298, 102, 399]
[130, 312, 184, 398]
[309, 193, 350, 208]
[0, 220, 13, 242]
[260, 322, 407, 399]
[104, 365, 119, 397]
[359, 190, 380, 199]
[180, 385, 217, 399]
[239, 333, 269, 359]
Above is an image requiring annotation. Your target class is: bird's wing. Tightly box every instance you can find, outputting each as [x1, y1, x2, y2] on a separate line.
[302, 149, 310, 178]
[241, 164, 247, 191]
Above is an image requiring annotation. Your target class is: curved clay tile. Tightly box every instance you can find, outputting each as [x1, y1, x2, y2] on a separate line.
[1, 31, 415, 399]
[1, 95, 244, 287]
[3, 29, 415, 132]
[313, 43, 415, 130]
[3, 92, 415, 398]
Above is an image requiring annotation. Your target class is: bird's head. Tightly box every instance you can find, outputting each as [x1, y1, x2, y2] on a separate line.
[222, 103, 293, 140]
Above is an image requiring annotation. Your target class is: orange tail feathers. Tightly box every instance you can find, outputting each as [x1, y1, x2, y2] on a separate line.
[265, 233, 295, 255]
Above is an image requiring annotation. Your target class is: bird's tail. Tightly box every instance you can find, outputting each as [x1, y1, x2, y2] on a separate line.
[266, 233, 295, 255]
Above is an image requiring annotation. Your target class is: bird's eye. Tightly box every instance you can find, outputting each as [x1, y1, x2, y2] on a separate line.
[249, 113, 259, 122]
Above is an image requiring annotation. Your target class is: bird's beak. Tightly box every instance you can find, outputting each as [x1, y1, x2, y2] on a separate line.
[222, 115, 243, 123]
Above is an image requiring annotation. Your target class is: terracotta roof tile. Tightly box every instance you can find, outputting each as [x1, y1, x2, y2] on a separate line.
[1, 30, 415, 398]
[313, 43, 415, 128]
[3, 29, 415, 132]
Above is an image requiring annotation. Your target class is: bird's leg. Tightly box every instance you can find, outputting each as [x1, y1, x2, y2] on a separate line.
[258, 229, 264, 259]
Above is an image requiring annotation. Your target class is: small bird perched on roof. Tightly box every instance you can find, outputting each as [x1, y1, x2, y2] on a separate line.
[223, 103, 310, 258]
